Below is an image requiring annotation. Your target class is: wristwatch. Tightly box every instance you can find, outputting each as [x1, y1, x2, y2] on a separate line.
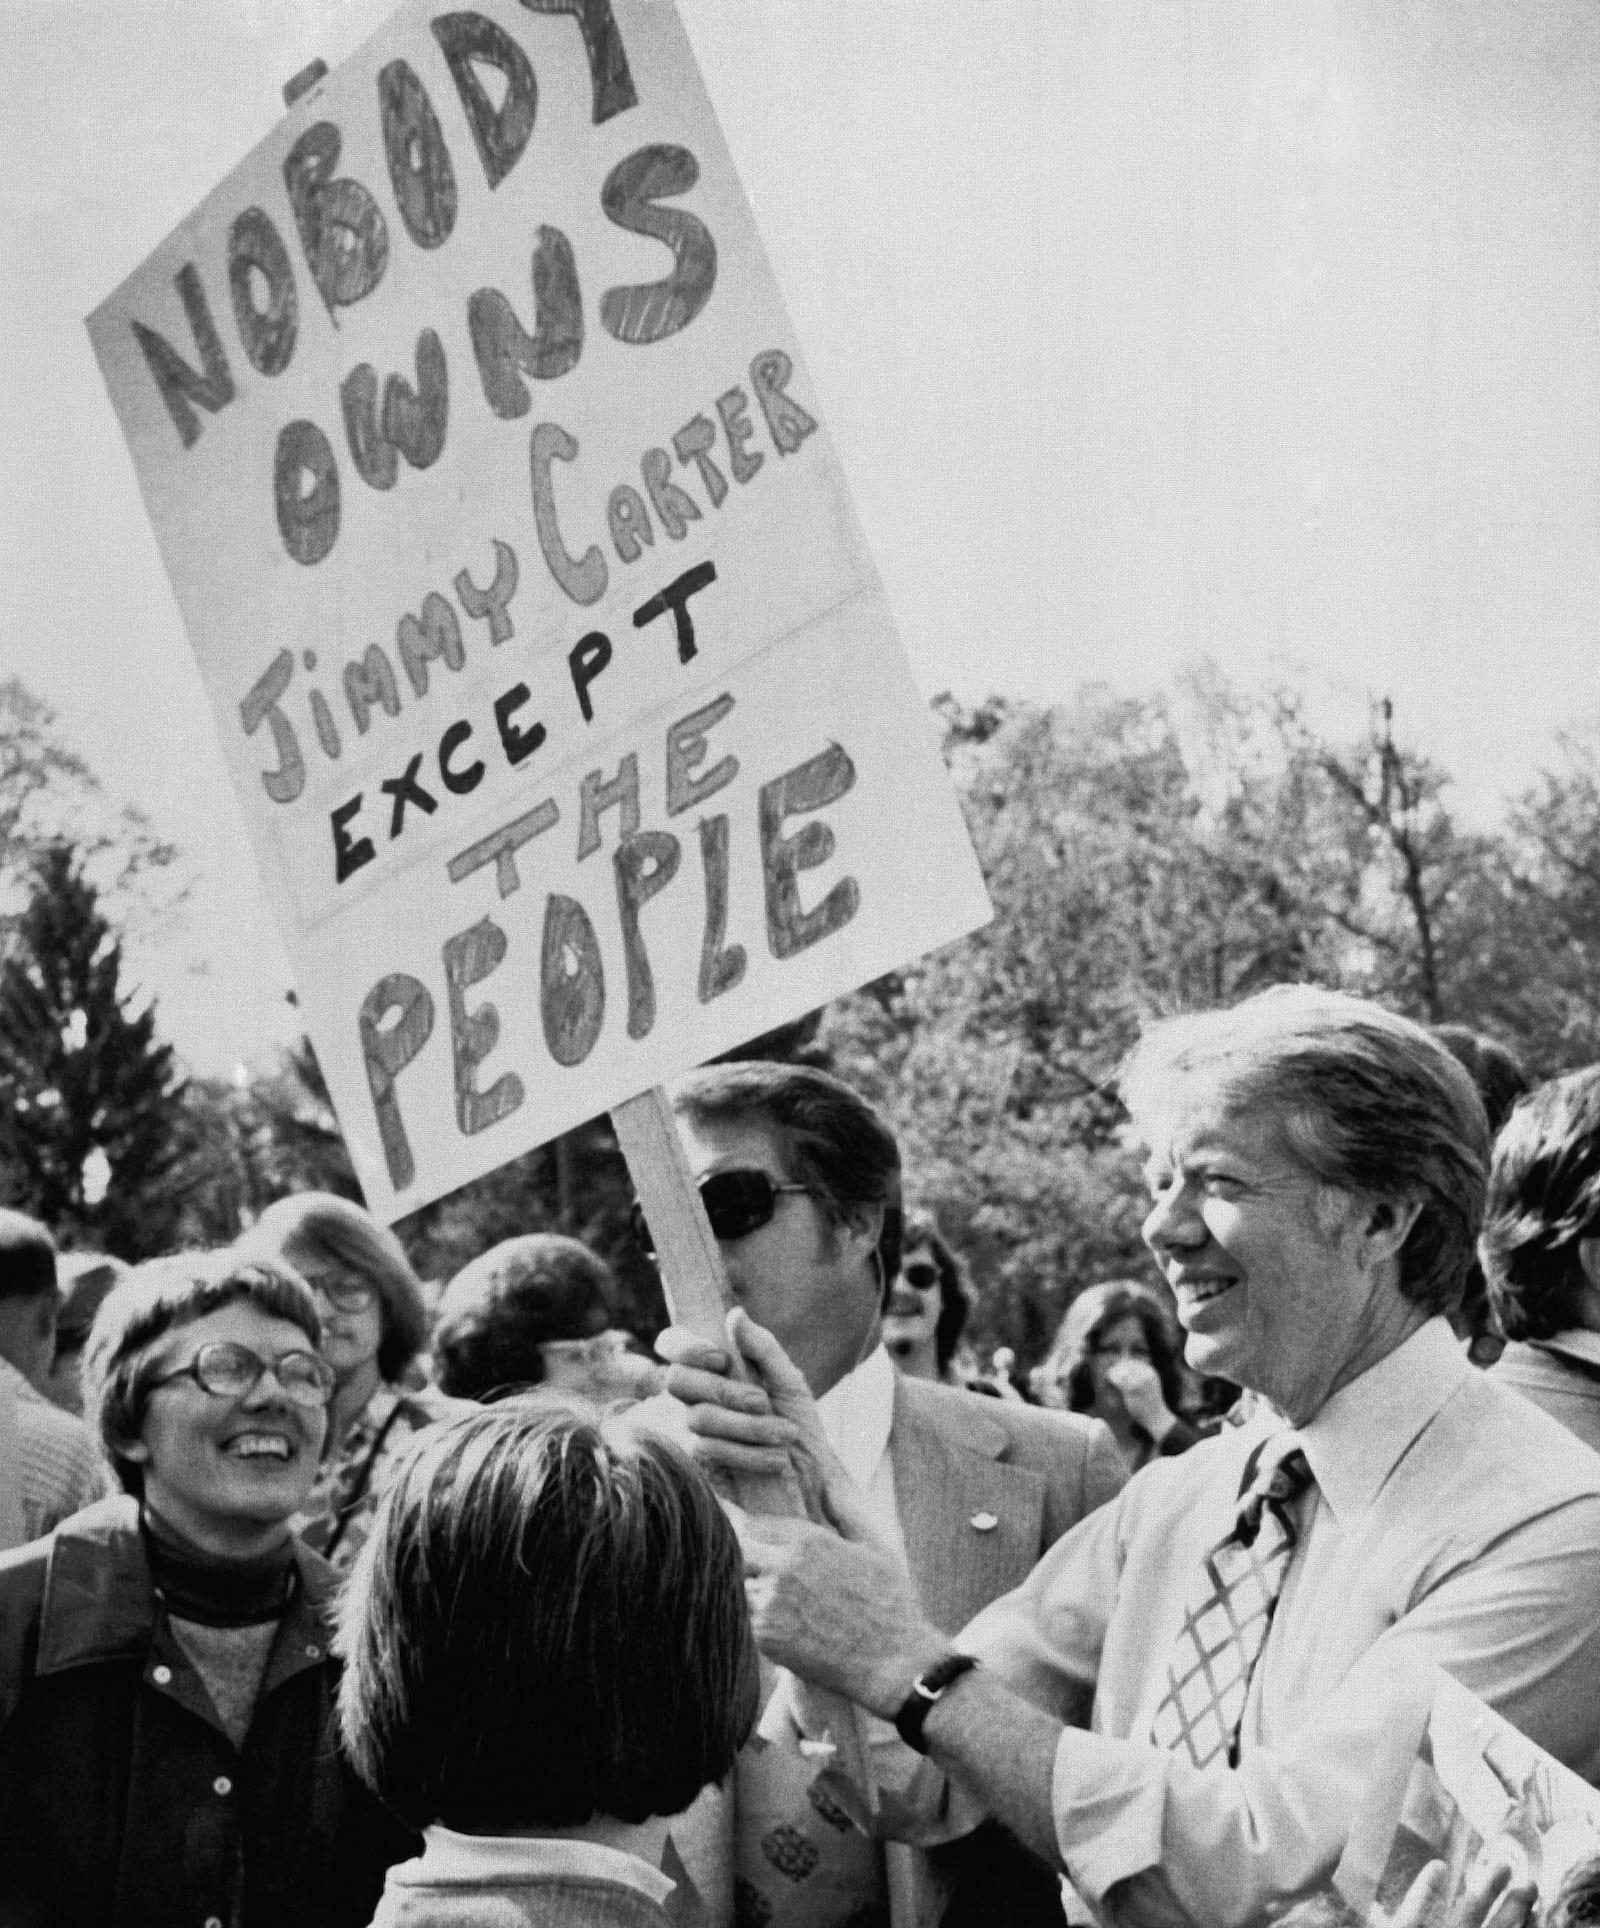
[892, 1652, 979, 1754]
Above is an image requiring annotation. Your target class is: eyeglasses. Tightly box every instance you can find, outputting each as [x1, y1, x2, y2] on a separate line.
[305, 1275, 379, 1315]
[630, 1170, 817, 1258]
[538, 1330, 631, 1368]
[900, 1261, 942, 1292]
[148, 1342, 337, 1408]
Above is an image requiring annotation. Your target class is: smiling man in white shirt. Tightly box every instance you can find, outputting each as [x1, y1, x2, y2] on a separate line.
[682, 989, 1600, 1928]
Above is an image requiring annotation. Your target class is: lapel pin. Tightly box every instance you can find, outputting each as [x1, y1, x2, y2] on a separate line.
[970, 1511, 999, 1532]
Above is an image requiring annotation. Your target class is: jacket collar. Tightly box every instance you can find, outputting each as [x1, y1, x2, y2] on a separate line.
[891, 1372, 1010, 1461]
[35, 1493, 337, 1677]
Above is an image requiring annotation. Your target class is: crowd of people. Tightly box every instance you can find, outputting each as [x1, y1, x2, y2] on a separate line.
[2, 987, 1600, 1927]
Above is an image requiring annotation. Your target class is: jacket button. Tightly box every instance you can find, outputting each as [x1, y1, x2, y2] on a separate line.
[304, 1643, 320, 1659]
[151, 1665, 172, 1685]
[213, 1776, 232, 1797]
[205, 1916, 224, 1928]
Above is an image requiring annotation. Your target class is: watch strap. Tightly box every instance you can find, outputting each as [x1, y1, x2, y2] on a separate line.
[892, 1652, 979, 1753]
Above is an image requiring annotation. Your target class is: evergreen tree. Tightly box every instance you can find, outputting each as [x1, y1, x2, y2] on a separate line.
[0, 841, 186, 1256]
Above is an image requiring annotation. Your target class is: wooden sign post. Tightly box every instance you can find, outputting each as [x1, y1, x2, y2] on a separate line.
[609, 1083, 877, 1805]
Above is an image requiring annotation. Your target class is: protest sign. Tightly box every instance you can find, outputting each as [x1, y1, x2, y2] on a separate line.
[1337, 1671, 1600, 1926]
[87, 0, 991, 1221]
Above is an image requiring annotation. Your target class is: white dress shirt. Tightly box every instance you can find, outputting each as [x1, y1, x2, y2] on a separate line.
[394, 1825, 676, 1906]
[952, 1319, 1600, 1928]
[816, 1342, 909, 1570]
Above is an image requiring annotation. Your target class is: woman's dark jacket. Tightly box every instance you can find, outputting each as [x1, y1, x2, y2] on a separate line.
[0, 1495, 417, 1928]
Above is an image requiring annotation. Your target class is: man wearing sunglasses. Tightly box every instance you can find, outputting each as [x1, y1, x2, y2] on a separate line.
[643, 1061, 1127, 1928]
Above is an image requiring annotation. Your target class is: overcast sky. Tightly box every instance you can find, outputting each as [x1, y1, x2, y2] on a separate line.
[3, 0, 1598, 1073]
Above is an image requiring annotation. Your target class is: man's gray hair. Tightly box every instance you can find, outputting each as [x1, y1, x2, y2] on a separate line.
[1122, 985, 1491, 1316]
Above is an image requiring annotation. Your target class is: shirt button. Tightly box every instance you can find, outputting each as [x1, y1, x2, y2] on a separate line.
[205, 1916, 224, 1928]
[151, 1665, 172, 1685]
[213, 1776, 232, 1796]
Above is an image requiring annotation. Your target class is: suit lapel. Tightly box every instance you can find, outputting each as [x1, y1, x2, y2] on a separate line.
[891, 1378, 1048, 1635]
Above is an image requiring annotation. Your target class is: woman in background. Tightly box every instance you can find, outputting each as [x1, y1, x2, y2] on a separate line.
[431, 1234, 645, 1405]
[337, 1400, 759, 1928]
[1035, 1278, 1203, 1473]
[43, 1250, 130, 1414]
[241, 1193, 465, 1573]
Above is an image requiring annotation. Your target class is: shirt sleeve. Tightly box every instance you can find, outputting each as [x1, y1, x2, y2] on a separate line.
[1155, 1416, 1205, 1459]
[1044, 1494, 1600, 1928]
[1084, 1421, 1132, 1517]
[797, 1493, 1127, 1849]
[962, 1481, 1123, 1720]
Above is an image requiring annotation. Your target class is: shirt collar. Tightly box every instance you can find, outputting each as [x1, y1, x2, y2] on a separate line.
[1528, 1328, 1600, 1372]
[0, 1354, 44, 1406]
[414, 1825, 675, 1905]
[33, 1495, 336, 1678]
[816, 1342, 897, 1491]
[1295, 1316, 1469, 1526]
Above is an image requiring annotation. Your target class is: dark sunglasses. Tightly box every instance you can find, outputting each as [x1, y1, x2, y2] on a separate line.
[631, 1170, 816, 1259]
[148, 1341, 336, 1408]
[900, 1261, 942, 1291]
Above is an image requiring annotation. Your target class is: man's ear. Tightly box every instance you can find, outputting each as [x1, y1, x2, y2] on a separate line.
[843, 1197, 887, 1248]
[1361, 1195, 1424, 1265]
[841, 1198, 888, 1283]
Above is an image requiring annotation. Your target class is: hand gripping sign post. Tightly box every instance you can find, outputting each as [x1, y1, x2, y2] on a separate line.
[88, 0, 991, 1814]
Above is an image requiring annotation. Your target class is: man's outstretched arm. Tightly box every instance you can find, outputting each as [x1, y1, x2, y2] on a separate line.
[738, 1504, 1065, 1861]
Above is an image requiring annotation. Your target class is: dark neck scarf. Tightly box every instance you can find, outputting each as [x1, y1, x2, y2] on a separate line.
[141, 1506, 298, 1628]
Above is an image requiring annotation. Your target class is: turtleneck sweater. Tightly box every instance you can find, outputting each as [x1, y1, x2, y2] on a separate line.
[142, 1507, 299, 1748]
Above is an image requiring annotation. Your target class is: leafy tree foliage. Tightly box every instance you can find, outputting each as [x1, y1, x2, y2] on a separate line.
[0, 679, 177, 928]
[826, 669, 1600, 1367]
[36, 651, 1588, 1383]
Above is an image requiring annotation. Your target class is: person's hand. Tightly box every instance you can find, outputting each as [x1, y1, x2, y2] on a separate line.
[656, 1313, 799, 1485]
[1390, 1843, 1538, 1928]
[1105, 1357, 1176, 1438]
[658, 1310, 886, 1546]
[733, 1506, 948, 1716]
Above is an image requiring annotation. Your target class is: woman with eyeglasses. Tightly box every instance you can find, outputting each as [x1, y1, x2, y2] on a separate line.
[880, 1207, 974, 1386]
[432, 1233, 648, 1406]
[0, 1253, 418, 1927]
[241, 1193, 466, 1575]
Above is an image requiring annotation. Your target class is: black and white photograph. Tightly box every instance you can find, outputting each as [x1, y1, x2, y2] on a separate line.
[1, 3, 1599, 1924]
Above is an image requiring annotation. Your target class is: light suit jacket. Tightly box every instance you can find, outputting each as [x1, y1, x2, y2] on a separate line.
[678, 1375, 1127, 1928]
[892, 1374, 1126, 1637]
[884, 1377, 1126, 1928]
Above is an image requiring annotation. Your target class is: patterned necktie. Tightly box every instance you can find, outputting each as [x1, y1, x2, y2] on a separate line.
[1148, 1434, 1316, 1770]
